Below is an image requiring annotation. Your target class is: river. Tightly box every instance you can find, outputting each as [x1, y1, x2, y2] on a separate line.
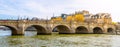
[0, 30, 120, 47]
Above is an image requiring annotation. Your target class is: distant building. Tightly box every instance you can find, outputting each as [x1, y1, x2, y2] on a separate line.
[90, 13, 112, 24]
[50, 10, 112, 24]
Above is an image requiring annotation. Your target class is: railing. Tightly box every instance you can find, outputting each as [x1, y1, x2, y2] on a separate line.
[0, 20, 114, 26]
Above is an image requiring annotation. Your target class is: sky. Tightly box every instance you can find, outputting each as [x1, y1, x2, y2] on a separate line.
[0, 0, 119, 22]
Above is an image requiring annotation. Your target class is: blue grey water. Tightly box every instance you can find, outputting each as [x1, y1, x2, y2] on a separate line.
[0, 30, 120, 47]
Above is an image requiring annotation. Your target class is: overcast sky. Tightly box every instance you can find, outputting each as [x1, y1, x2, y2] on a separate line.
[0, 0, 119, 22]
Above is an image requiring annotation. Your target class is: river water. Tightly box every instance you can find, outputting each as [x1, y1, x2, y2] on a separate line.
[0, 30, 120, 47]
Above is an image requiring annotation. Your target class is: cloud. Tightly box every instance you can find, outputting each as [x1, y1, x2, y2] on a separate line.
[0, 0, 120, 21]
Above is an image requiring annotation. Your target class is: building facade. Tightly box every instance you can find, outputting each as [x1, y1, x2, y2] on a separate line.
[51, 10, 112, 25]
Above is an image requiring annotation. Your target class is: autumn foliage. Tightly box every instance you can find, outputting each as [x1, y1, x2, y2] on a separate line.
[74, 14, 84, 22]
[66, 16, 73, 22]
[51, 13, 85, 22]
[51, 17, 63, 22]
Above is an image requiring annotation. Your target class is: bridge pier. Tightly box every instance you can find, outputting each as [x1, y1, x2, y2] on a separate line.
[12, 26, 25, 35]
[69, 29, 76, 34]
[11, 28, 24, 35]
[12, 31, 24, 35]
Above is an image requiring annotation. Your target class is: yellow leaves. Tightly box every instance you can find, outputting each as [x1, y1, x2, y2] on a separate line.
[51, 17, 63, 21]
[66, 14, 85, 22]
[51, 13, 85, 22]
[74, 14, 84, 22]
[56, 17, 63, 21]
[112, 22, 117, 25]
[66, 16, 72, 22]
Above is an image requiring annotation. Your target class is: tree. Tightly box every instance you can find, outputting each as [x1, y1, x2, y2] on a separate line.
[51, 16, 63, 22]
[66, 16, 72, 22]
[55, 17, 63, 21]
[74, 14, 84, 22]
[112, 22, 117, 25]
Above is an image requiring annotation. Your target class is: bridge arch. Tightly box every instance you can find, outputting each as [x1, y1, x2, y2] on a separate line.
[52, 25, 71, 34]
[107, 28, 114, 33]
[0, 25, 17, 35]
[25, 25, 47, 35]
[75, 26, 88, 34]
[93, 27, 103, 34]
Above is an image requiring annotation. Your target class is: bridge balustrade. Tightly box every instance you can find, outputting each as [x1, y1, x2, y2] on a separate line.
[0, 20, 18, 25]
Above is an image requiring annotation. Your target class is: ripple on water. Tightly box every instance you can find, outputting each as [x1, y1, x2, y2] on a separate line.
[0, 32, 120, 47]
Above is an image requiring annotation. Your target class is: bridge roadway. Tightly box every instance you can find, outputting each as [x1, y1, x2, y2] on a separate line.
[0, 20, 116, 35]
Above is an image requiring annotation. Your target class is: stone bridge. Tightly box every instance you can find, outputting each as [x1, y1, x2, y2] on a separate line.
[0, 20, 116, 35]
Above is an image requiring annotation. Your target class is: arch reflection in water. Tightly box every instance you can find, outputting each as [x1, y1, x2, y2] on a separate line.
[0, 26, 13, 36]
[76, 26, 88, 34]
[25, 26, 37, 36]
[52, 25, 71, 34]
[93, 27, 103, 34]
[25, 25, 47, 35]
[107, 28, 114, 34]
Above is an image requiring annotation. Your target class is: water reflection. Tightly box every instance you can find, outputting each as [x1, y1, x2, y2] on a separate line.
[0, 30, 120, 47]
[25, 31, 37, 36]
[0, 30, 11, 36]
